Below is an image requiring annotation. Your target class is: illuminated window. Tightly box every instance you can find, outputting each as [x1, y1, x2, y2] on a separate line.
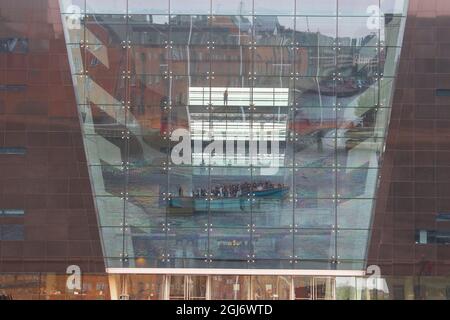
[0, 148, 26, 155]
[436, 89, 450, 97]
[0, 225, 24, 241]
[1, 209, 25, 216]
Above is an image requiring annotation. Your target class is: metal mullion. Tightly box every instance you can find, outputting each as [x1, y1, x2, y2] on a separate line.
[334, 0, 339, 270]
[291, 9, 297, 267]
[121, 7, 131, 270]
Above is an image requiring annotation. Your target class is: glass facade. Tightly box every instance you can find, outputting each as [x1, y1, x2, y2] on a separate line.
[2, 273, 450, 300]
[58, 0, 408, 271]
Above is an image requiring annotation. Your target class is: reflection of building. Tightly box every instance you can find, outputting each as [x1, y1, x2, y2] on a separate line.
[61, 0, 406, 298]
[2, 0, 450, 300]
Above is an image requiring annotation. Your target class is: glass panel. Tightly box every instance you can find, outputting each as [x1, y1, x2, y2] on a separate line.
[336, 106, 385, 139]
[382, 16, 405, 47]
[253, 16, 295, 46]
[170, 46, 210, 76]
[188, 276, 207, 300]
[252, 198, 294, 228]
[62, 16, 85, 44]
[293, 276, 313, 299]
[295, 17, 337, 46]
[337, 199, 373, 229]
[298, 47, 336, 77]
[82, 104, 126, 133]
[128, 15, 170, 46]
[91, 165, 126, 196]
[60, 0, 86, 13]
[337, 229, 370, 260]
[210, 15, 253, 45]
[295, 78, 336, 107]
[337, 17, 380, 47]
[95, 196, 125, 227]
[211, 46, 253, 75]
[252, 228, 294, 260]
[128, 75, 170, 107]
[294, 229, 335, 260]
[337, 167, 378, 198]
[338, 48, 378, 80]
[131, 47, 168, 75]
[167, 167, 209, 227]
[295, 107, 336, 136]
[209, 228, 251, 261]
[296, 0, 337, 16]
[129, 228, 167, 267]
[101, 227, 125, 259]
[127, 166, 168, 196]
[209, 167, 252, 227]
[336, 277, 357, 300]
[336, 81, 379, 108]
[254, 47, 294, 76]
[338, 0, 379, 16]
[212, 0, 253, 15]
[254, 0, 295, 15]
[381, 0, 408, 16]
[85, 0, 127, 14]
[169, 275, 186, 300]
[210, 275, 250, 299]
[295, 168, 335, 198]
[380, 48, 402, 77]
[171, 0, 211, 15]
[125, 196, 166, 228]
[336, 136, 384, 168]
[314, 277, 335, 300]
[125, 275, 165, 300]
[295, 198, 335, 228]
[170, 15, 211, 45]
[128, 0, 170, 14]
[167, 228, 208, 260]
[251, 276, 292, 299]
[84, 15, 128, 45]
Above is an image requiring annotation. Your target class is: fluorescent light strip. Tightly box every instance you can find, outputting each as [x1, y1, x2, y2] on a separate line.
[189, 87, 289, 107]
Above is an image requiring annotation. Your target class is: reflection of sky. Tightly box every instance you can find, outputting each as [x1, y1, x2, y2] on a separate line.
[75, 0, 406, 39]
[76, 0, 407, 16]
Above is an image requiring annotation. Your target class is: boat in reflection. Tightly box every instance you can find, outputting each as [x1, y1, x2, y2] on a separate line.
[169, 186, 290, 212]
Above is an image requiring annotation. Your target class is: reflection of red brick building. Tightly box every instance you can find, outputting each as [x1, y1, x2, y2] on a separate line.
[91, 15, 311, 134]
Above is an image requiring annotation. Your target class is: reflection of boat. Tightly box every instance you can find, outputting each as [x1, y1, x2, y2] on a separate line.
[194, 198, 247, 211]
[252, 187, 289, 198]
[169, 187, 289, 212]
[307, 79, 369, 98]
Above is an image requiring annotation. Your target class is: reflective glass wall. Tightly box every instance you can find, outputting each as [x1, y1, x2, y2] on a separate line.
[58, 0, 408, 270]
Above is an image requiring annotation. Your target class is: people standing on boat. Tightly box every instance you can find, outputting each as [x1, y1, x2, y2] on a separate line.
[317, 130, 324, 153]
[193, 181, 287, 198]
[223, 88, 228, 106]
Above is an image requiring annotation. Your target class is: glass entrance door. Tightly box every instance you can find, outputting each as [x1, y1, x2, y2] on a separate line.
[293, 276, 336, 300]
[251, 276, 291, 300]
[294, 277, 313, 300]
[313, 277, 336, 300]
[168, 275, 207, 300]
[187, 276, 207, 300]
[169, 275, 185, 300]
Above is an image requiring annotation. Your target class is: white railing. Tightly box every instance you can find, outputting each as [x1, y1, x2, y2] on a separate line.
[189, 87, 289, 107]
